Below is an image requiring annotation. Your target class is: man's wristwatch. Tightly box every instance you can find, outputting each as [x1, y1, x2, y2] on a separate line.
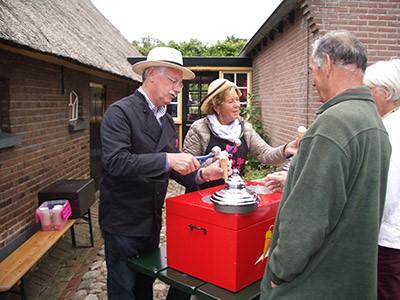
[199, 168, 206, 181]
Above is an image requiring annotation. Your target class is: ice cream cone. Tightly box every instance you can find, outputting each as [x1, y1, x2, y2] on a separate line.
[297, 126, 307, 140]
[219, 153, 229, 182]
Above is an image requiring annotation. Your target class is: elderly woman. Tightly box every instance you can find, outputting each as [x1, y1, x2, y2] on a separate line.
[183, 78, 297, 190]
[364, 58, 400, 300]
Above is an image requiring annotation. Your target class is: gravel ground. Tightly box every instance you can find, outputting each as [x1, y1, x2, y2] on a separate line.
[71, 181, 185, 300]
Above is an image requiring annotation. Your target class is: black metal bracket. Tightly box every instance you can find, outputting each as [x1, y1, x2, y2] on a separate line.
[70, 208, 94, 248]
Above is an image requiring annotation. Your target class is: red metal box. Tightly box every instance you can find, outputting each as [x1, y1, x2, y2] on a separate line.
[166, 183, 281, 292]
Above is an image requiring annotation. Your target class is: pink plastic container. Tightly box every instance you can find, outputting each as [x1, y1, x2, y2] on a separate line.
[35, 200, 72, 231]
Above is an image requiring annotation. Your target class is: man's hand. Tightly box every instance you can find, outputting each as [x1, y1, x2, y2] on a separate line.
[201, 159, 232, 182]
[271, 281, 279, 289]
[167, 153, 200, 175]
[264, 171, 288, 193]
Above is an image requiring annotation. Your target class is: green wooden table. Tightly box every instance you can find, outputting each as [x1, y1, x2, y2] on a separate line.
[128, 246, 261, 300]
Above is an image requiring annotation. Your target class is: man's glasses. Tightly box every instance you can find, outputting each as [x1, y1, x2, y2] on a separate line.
[165, 74, 184, 89]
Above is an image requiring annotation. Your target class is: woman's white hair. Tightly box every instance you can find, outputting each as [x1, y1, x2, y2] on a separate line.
[363, 58, 400, 102]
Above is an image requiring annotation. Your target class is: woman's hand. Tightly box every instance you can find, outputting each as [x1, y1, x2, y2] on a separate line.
[283, 140, 298, 158]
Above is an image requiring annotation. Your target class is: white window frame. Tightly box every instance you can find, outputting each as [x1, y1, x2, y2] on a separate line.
[69, 90, 79, 121]
[169, 96, 181, 123]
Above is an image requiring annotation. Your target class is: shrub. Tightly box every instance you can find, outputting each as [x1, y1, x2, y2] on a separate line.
[241, 94, 277, 180]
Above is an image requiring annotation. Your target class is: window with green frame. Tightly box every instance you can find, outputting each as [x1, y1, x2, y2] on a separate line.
[187, 82, 209, 121]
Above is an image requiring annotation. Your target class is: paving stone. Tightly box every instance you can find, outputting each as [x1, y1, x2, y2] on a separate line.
[82, 270, 101, 281]
[73, 289, 88, 300]
[89, 260, 103, 271]
[84, 294, 99, 300]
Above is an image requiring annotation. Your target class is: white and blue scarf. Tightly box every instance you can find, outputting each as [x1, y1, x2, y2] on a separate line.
[207, 114, 241, 143]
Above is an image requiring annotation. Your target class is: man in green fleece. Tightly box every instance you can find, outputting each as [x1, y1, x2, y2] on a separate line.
[261, 30, 391, 299]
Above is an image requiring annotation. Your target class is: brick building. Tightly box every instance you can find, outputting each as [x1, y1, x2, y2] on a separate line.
[0, 0, 141, 250]
[241, 0, 400, 146]
[1, 0, 399, 253]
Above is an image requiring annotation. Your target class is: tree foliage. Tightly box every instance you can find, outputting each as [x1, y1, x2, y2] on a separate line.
[132, 35, 246, 56]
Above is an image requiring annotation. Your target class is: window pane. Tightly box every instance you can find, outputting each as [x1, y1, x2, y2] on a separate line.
[223, 73, 234, 82]
[187, 106, 199, 121]
[189, 83, 199, 90]
[236, 73, 247, 88]
[201, 83, 209, 92]
[190, 92, 200, 103]
[184, 71, 219, 137]
[0, 78, 10, 127]
[167, 102, 178, 118]
[239, 88, 247, 101]
[69, 91, 79, 121]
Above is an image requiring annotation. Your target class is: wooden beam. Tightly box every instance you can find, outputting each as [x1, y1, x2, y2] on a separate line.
[0, 43, 135, 83]
[262, 38, 268, 46]
[269, 30, 275, 41]
[289, 10, 296, 24]
[278, 21, 284, 33]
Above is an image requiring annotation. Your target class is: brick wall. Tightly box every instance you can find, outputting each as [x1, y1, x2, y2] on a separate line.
[252, 0, 400, 146]
[309, 0, 400, 63]
[253, 9, 318, 146]
[0, 49, 137, 247]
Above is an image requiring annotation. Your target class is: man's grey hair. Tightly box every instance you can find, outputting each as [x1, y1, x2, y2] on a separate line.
[364, 58, 400, 102]
[142, 68, 149, 81]
[311, 30, 367, 72]
[142, 67, 166, 81]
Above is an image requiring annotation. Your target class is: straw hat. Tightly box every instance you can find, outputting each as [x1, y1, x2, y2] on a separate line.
[132, 46, 195, 80]
[199, 78, 240, 113]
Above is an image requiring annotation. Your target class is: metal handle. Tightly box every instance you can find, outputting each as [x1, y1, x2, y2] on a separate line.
[195, 153, 214, 165]
[188, 224, 207, 235]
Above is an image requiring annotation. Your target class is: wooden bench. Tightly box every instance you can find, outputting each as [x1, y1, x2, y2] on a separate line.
[128, 246, 261, 300]
[0, 219, 76, 298]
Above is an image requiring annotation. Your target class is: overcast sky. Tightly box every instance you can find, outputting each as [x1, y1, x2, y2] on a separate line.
[91, 0, 283, 44]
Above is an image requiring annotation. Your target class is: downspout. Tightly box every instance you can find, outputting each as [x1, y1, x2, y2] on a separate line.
[306, 24, 310, 127]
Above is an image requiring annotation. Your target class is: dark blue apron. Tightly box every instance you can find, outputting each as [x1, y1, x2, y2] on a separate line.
[199, 133, 248, 190]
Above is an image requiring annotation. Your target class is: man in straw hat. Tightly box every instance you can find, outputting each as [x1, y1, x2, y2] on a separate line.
[99, 47, 225, 299]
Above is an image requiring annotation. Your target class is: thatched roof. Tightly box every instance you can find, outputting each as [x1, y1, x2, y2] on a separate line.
[0, 0, 141, 81]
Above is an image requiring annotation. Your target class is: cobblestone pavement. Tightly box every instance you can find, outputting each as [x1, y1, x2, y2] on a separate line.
[71, 181, 185, 300]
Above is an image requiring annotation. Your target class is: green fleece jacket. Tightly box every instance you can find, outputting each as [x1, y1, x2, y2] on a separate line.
[261, 87, 391, 300]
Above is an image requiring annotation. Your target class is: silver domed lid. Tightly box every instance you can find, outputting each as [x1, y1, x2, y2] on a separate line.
[210, 169, 259, 207]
